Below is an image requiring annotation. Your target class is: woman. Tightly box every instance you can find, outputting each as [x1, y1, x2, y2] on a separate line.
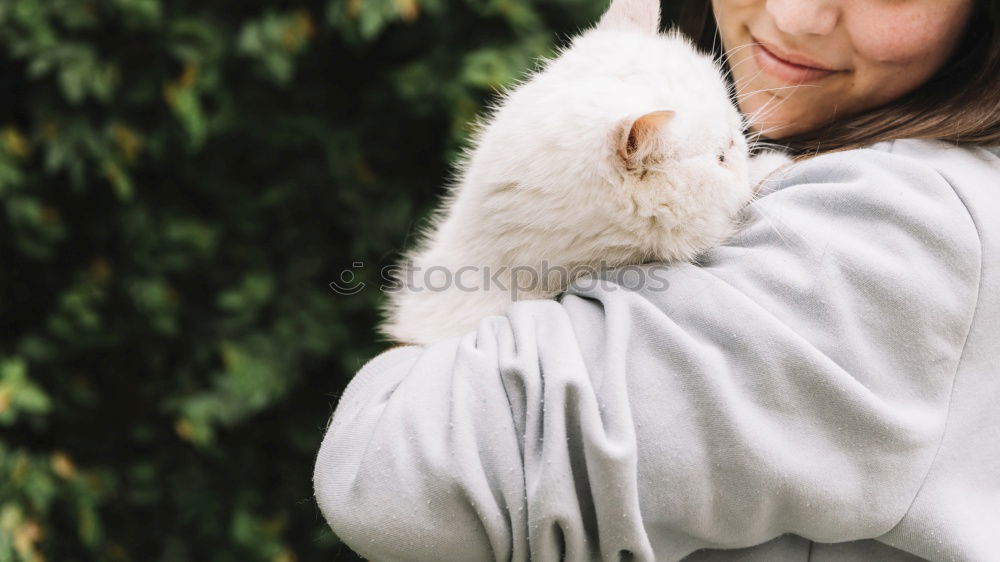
[315, 0, 1000, 560]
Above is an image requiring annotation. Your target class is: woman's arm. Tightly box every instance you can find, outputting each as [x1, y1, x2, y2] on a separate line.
[313, 145, 981, 562]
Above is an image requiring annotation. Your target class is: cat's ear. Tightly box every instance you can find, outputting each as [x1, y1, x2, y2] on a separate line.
[616, 110, 675, 173]
[598, 0, 661, 34]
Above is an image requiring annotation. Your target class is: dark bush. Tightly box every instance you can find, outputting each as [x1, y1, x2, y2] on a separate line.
[0, 0, 684, 559]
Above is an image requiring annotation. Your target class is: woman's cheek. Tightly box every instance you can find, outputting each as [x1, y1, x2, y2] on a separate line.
[712, 0, 760, 37]
[846, 1, 972, 66]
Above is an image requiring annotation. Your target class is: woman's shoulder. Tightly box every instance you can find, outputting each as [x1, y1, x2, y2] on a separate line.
[777, 138, 1000, 180]
[760, 138, 998, 239]
[758, 139, 984, 215]
[828, 137, 1000, 187]
[876, 137, 1000, 169]
[743, 138, 985, 308]
[851, 139, 1000, 235]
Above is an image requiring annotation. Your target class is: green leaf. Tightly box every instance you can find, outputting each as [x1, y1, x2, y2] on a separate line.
[0, 358, 52, 425]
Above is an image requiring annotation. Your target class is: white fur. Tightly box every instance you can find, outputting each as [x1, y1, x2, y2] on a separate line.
[382, 0, 790, 344]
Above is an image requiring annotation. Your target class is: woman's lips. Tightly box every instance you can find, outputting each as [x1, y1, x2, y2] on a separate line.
[751, 39, 841, 84]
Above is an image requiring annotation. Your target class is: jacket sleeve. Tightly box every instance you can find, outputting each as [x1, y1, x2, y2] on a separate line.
[312, 146, 981, 562]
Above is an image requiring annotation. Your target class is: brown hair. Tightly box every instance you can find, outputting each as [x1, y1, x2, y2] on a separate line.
[680, 0, 1000, 156]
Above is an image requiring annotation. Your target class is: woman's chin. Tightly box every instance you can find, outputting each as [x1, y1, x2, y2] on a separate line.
[738, 93, 826, 140]
[744, 111, 820, 141]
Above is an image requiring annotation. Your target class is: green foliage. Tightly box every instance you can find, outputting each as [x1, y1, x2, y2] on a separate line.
[0, 359, 51, 425]
[0, 0, 683, 558]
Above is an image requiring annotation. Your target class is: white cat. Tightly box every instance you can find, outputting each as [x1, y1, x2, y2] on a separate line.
[381, 0, 790, 345]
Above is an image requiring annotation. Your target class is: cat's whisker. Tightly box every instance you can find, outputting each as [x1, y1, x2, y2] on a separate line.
[746, 132, 777, 147]
[733, 81, 820, 125]
[745, 94, 803, 131]
[744, 120, 784, 144]
[753, 95, 802, 128]
[744, 85, 810, 131]
[732, 74, 776, 103]
[744, 92, 785, 128]
[735, 80, 819, 108]
[729, 62, 765, 90]
[748, 139, 787, 154]
[750, 141, 787, 152]
[722, 54, 766, 93]
[725, 51, 764, 77]
[716, 42, 758, 65]
[730, 69, 767, 106]
[714, 42, 807, 146]
[739, 84, 820, 98]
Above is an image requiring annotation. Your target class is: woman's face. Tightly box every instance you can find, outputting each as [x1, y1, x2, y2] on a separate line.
[713, 0, 977, 138]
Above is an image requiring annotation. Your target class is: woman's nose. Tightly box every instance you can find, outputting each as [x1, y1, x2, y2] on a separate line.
[765, 0, 840, 36]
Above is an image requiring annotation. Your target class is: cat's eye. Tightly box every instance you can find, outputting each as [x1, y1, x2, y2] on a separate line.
[718, 136, 735, 165]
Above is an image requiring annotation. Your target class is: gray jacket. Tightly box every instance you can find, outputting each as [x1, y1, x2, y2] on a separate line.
[314, 139, 1000, 561]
